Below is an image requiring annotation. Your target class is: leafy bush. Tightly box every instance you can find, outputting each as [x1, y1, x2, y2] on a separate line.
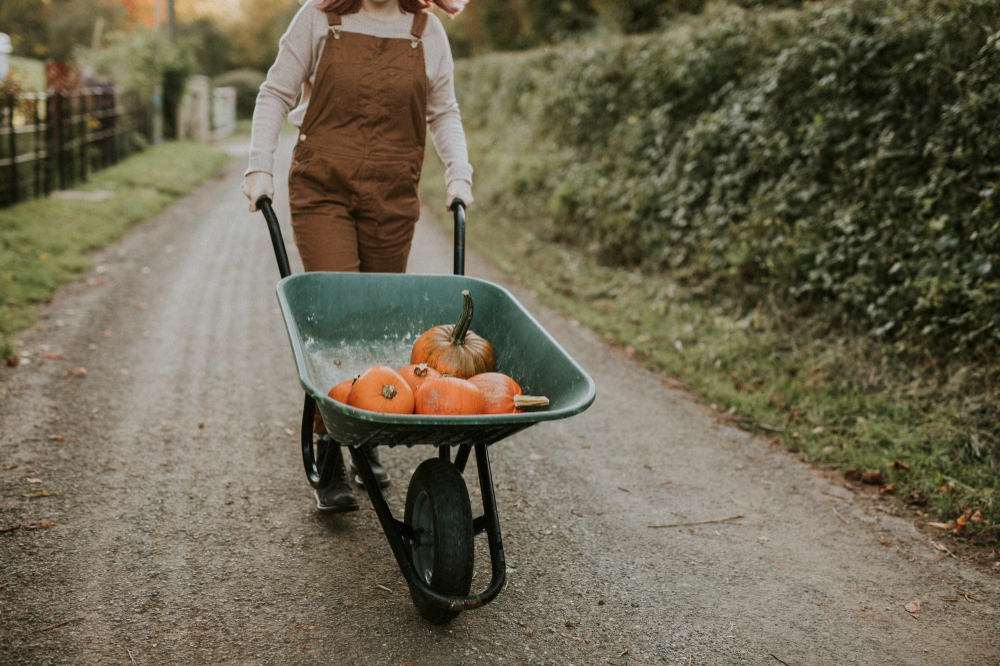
[213, 69, 267, 120]
[594, 0, 708, 33]
[456, 0, 1000, 363]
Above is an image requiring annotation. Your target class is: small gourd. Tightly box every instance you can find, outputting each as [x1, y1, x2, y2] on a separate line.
[396, 363, 441, 394]
[414, 376, 485, 415]
[468, 372, 549, 414]
[347, 365, 414, 414]
[327, 376, 357, 403]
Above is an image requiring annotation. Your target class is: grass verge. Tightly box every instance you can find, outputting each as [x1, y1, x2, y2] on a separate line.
[0, 141, 230, 358]
[421, 141, 1000, 557]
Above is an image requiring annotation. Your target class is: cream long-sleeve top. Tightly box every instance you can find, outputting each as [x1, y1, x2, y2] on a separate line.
[245, 3, 472, 187]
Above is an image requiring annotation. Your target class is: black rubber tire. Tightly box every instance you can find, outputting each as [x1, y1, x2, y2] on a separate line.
[403, 458, 475, 625]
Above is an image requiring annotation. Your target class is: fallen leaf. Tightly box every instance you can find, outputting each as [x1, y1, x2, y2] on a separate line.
[133, 303, 147, 310]
[64, 368, 87, 377]
[617, 486, 631, 493]
[3, 462, 18, 470]
[523, 632, 533, 637]
[41, 352, 64, 360]
[562, 634, 583, 642]
[879, 483, 898, 494]
[48, 435, 63, 441]
[285, 428, 295, 436]
[904, 600, 920, 615]
[25, 477, 42, 484]
[905, 489, 927, 506]
[23, 490, 54, 499]
[970, 510, 985, 523]
[927, 522, 950, 529]
[930, 541, 948, 552]
[102, 330, 112, 338]
[376, 584, 392, 593]
[4, 357, 20, 366]
[860, 469, 884, 485]
[941, 597, 960, 602]
[844, 468, 859, 480]
[24, 521, 54, 530]
[86, 277, 105, 286]
[892, 459, 910, 472]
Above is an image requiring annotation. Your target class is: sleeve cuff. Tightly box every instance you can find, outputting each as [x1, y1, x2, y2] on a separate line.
[445, 164, 473, 186]
[245, 152, 275, 178]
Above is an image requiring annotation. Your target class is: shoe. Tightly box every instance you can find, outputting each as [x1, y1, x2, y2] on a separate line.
[349, 447, 391, 489]
[314, 438, 359, 513]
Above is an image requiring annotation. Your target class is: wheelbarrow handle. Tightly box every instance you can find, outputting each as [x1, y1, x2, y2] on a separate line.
[258, 194, 465, 279]
[256, 195, 292, 280]
[450, 198, 466, 277]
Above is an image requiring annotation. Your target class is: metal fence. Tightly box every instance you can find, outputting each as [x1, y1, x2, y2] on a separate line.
[0, 87, 150, 208]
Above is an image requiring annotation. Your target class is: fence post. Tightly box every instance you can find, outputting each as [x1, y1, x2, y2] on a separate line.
[32, 94, 41, 198]
[78, 92, 86, 184]
[7, 95, 18, 205]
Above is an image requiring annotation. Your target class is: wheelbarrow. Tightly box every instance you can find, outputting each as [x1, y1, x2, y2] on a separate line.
[256, 195, 596, 624]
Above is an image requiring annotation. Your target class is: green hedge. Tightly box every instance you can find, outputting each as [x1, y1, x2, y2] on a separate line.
[457, 0, 1000, 361]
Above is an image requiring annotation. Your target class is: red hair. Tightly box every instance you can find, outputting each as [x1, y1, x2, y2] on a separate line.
[315, 0, 467, 18]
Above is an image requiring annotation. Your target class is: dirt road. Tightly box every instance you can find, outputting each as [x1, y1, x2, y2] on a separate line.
[1, 136, 998, 665]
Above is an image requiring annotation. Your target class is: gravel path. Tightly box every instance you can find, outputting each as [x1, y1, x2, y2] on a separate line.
[1, 135, 997, 665]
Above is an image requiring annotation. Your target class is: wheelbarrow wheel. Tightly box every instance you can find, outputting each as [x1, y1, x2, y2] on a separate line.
[404, 458, 475, 625]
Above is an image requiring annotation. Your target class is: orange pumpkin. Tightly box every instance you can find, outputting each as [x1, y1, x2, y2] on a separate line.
[468, 372, 549, 414]
[347, 365, 414, 414]
[396, 363, 441, 394]
[327, 377, 357, 403]
[414, 377, 484, 415]
[410, 290, 495, 379]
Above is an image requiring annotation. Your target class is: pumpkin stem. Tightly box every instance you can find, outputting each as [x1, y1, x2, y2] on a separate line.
[415, 364, 429, 377]
[513, 395, 549, 409]
[381, 384, 398, 400]
[449, 290, 475, 346]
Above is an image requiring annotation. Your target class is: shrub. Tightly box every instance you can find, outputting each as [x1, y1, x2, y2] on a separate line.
[454, 0, 1000, 361]
[594, 0, 708, 33]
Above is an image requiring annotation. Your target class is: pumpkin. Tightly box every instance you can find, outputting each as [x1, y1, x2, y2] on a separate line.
[410, 290, 495, 379]
[414, 376, 485, 415]
[468, 372, 549, 414]
[347, 365, 414, 414]
[396, 363, 441, 394]
[327, 377, 357, 403]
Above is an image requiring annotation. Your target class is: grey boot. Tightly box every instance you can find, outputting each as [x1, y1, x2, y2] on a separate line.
[314, 437, 359, 513]
[349, 447, 391, 489]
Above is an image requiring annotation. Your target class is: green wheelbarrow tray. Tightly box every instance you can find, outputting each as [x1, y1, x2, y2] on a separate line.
[276, 272, 597, 448]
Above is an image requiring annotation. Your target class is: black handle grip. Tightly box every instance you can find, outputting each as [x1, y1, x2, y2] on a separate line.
[451, 198, 466, 277]
[257, 195, 292, 279]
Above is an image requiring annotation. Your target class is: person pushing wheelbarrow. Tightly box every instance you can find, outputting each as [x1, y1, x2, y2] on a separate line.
[242, 0, 474, 512]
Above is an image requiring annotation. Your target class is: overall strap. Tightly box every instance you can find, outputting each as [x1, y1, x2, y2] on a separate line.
[326, 12, 342, 39]
[410, 12, 428, 48]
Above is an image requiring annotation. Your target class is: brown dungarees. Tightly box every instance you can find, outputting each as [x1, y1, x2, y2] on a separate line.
[288, 11, 429, 273]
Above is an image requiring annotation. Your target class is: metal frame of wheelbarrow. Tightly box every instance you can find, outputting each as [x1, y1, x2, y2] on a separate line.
[257, 195, 510, 616]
